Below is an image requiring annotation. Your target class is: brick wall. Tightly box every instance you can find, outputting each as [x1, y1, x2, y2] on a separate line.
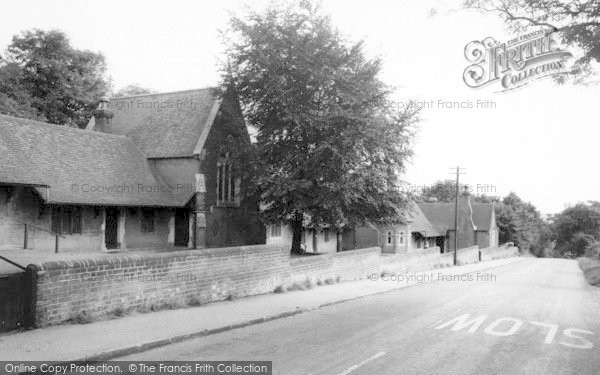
[480, 245, 518, 262]
[440, 245, 480, 266]
[29, 243, 517, 327]
[289, 247, 381, 283]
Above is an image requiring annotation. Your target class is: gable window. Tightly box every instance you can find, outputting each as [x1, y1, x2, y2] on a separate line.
[217, 153, 239, 205]
[51, 206, 82, 235]
[269, 224, 282, 238]
[141, 208, 155, 233]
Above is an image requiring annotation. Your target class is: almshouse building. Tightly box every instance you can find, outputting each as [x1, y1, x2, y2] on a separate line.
[0, 88, 264, 253]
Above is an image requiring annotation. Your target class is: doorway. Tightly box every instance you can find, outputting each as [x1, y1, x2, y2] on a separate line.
[105, 208, 119, 249]
[174, 208, 189, 247]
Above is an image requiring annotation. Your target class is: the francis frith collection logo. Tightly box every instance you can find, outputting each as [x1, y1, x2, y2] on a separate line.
[463, 29, 572, 91]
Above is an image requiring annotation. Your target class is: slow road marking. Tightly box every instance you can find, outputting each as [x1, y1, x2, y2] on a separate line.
[336, 351, 386, 375]
[433, 313, 594, 349]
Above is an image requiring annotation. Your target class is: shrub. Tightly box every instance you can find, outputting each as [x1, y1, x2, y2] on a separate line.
[303, 278, 314, 289]
[274, 285, 287, 293]
[112, 306, 127, 317]
[68, 310, 93, 324]
[188, 296, 203, 306]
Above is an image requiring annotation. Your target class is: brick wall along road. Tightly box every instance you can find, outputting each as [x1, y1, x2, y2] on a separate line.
[28, 244, 518, 326]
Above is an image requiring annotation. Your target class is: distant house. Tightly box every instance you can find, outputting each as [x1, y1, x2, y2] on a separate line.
[0, 87, 264, 253]
[266, 202, 445, 255]
[418, 197, 499, 252]
[342, 202, 445, 254]
[266, 221, 338, 254]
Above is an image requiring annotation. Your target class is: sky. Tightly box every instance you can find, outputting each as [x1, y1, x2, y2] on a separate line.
[1, 0, 598, 215]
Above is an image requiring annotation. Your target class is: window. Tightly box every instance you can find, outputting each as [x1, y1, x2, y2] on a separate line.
[217, 154, 238, 204]
[141, 208, 155, 233]
[399, 231, 405, 245]
[51, 206, 82, 235]
[269, 224, 282, 238]
[387, 231, 393, 245]
[323, 229, 330, 242]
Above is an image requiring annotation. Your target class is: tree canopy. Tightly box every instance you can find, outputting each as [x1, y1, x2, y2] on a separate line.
[551, 201, 600, 257]
[222, 1, 418, 253]
[0, 29, 110, 127]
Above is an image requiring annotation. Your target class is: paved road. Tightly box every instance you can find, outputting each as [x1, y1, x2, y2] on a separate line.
[117, 258, 600, 374]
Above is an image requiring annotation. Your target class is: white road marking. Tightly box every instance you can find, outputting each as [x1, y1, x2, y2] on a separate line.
[433, 313, 595, 349]
[336, 351, 386, 375]
[531, 321, 559, 344]
[429, 304, 471, 329]
[560, 328, 594, 349]
[434, 313, 488, 333]
[483, 317, 523, 336]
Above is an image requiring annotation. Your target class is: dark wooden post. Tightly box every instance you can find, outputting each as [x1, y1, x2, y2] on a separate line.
[23, 224, 28, 249]
[54, 235, 59, 254]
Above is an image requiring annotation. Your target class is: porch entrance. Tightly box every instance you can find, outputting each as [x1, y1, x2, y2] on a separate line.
[174, 208, 189, 247]
[105, 208, 119, 249]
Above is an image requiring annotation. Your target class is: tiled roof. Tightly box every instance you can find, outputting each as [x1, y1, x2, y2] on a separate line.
[417, 201, 496, 233]
[92, 88, 220, 158]
[417, 203, 456, 234]
[471, 203, 495, 231]
[0, 129, 47, 187]
[406, 202, 442, 237]
[0, 114, 185, 207]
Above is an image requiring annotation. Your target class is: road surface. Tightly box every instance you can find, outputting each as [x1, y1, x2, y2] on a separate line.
[117, 258, 600, 374]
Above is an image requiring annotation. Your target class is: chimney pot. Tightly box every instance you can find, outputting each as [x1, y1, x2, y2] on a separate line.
[93, 97, 114, 132]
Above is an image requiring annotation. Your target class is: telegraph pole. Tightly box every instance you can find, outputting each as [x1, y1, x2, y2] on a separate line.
[450, 166, 466, 266]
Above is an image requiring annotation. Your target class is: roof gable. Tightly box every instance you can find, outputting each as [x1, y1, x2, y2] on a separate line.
[417, 201, 496, 233]
[471, 203, 495, 231]
[92, 88, 221, 158]
[406, 202, 442, 237]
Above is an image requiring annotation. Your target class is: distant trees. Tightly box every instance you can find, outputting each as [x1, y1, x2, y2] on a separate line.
[495, 192, 552, 256]
[551, 202, 600, 257]
[0, 29, 110, 127]
[222, 1, 418, 253]
[413, 180, 471, 203]
[114, 84, 156, 97]
[415, 185, 551, 256]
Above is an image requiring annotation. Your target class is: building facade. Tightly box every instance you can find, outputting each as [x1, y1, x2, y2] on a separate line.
[0, 88, 264, 253]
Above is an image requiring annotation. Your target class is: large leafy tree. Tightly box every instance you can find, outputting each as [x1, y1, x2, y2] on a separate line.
[465, 0, 600, 82]
[498, 192, 551, 256]
[222, 1, 418, 253]
[0, 29, 110, 127]
[551, 201, 600, 256]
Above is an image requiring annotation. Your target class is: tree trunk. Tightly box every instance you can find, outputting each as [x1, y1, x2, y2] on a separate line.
[290, 212, 304, 254]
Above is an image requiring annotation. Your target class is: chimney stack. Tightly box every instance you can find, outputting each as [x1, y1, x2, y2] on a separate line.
[93, 97, 113, 133]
